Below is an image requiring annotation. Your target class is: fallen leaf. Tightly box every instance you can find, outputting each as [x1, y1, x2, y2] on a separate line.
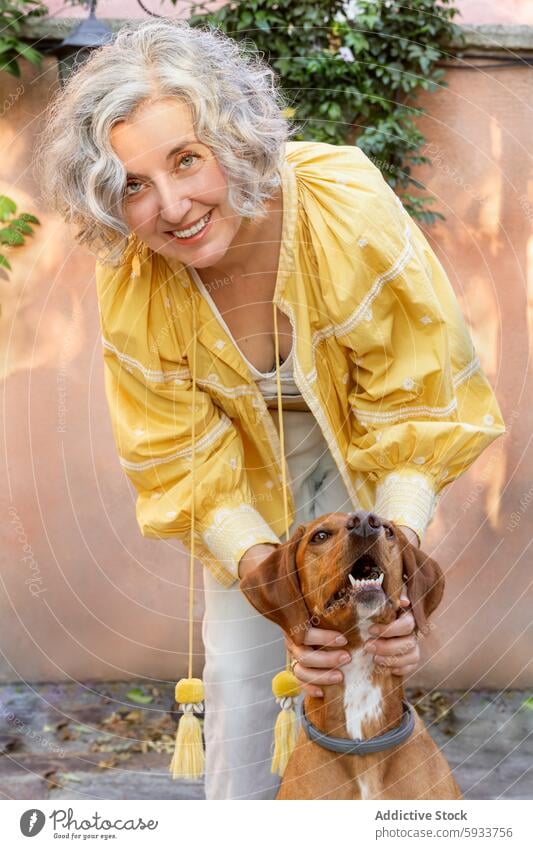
[126, 688, 153, 705]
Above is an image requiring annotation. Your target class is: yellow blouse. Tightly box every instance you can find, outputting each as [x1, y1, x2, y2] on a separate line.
[95, 141, 505, 588]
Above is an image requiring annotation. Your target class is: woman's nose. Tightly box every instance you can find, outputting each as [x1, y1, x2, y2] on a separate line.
[156, 179, 193, 224]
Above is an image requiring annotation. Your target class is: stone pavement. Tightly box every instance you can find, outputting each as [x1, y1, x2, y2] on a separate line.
[0, 682, 531, 800]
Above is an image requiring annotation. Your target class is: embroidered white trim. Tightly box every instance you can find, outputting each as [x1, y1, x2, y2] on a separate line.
[374, 471, 438, 540]
[353, 397, 458, 424]
[453, 355, 481, 387]
[119, 414, 233, 471]
[350, 355, 481, 425]
[195, 378, 256, 400]
[330, 219, 413, 340]
[102, 337, 190, 384]
[201, 503, 280, 577]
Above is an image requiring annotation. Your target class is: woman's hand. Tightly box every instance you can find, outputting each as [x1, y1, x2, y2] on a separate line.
[362, 591, 420, 677]
[285, 590, 420, 697]
[284, 627, 353, 699]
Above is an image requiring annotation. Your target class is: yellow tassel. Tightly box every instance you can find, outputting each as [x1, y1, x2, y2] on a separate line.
[271, 699, 298, 776]
[131, 251, 141, 277]
[270, 670, 301, 776]
[169, 677, 205, 781]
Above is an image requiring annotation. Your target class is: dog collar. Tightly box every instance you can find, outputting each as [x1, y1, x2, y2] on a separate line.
[300, 698, 415, 755]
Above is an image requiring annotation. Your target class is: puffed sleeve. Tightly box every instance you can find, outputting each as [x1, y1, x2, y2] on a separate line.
[343, 184, 506, 543]
[96, 251, 279, 586]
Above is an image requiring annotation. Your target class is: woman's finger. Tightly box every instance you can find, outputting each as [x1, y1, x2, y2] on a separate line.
[367, 609, 416, 640]
[292, 660, 345, 687]
[290, 646, 351, 671]
[302, 683, 324, 698]
[390, 663, 418, 678]
[374, 647, 420, 668]
[302, 627, 348, 648]
[365, 634, 418, 658]
[398, 592, 411, 607]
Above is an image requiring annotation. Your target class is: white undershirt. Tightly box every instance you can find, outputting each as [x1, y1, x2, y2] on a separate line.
[190, 266, 305, 403]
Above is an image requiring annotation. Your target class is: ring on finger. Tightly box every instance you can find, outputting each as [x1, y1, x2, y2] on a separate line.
[289, 656, 300, 674]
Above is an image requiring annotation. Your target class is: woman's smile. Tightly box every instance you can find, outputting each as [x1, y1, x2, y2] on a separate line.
[165, 208, 214, 243]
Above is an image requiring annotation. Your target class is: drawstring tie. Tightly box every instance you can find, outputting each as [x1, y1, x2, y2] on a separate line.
[169, 285, 300, 780]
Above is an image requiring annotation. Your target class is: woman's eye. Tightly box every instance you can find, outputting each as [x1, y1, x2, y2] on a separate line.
[125, 180, 143, 197]
[311, 530, 331, 543]
[176, 152, 199, 170]
[385, 526, 394, 538]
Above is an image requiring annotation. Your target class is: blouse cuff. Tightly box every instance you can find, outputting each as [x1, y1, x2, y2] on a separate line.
[373, 470, 439, 545]
[200, 503, 281, 582]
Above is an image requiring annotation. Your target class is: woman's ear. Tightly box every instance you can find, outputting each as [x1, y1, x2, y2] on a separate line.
[397, 528, 445, 636]
[239, 525, 310, 644]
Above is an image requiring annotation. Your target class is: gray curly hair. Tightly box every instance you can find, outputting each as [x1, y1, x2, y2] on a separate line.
[36, 18, 297, 264]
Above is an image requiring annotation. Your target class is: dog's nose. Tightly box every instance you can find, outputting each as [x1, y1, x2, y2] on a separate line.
[346, 510, 381, 538]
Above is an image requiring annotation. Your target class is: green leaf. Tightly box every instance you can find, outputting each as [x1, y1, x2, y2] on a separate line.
[183, 0, 456, 225]
[15, 42, 42, 66]
[521, 697, 533, 710]
[11, 219, 33, 235]
[0, 195, 17, 220]
[126, 688, 153, 705]
[18, 212, 40, 225]
[0, 59, 21, 78]
[0, 253, 12, 271]
[0, 228, 24, 246]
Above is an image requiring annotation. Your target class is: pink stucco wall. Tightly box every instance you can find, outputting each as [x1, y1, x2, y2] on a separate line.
[45, 0, 533, 25]
[1, 10, 532, 688]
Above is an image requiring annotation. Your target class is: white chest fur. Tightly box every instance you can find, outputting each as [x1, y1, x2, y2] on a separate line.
[342, 621, 383, 799]
[342, 620, 383, 740]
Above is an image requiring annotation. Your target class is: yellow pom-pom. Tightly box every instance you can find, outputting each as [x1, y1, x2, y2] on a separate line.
[272, 670, 301, 700]
[175, 677, 205, 705]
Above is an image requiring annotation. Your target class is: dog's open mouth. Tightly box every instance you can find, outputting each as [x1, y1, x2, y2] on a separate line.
[325, 553, 385, 611]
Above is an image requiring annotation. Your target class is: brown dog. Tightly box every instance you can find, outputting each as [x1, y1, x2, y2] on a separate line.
[240, 509, 462, 800]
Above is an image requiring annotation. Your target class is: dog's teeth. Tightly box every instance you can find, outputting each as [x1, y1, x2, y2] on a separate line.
[348, 574, 356, 587]
[378, 574, 384, 584]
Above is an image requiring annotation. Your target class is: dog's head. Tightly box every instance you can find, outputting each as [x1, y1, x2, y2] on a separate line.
[240, 510, 444, 644]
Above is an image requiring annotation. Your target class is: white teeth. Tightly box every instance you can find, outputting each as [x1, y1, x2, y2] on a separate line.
[348, 573, 384, 588]
[172, 211, 211, 238]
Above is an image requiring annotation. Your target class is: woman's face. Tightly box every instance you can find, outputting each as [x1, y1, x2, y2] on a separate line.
[109, 97, 243, 269]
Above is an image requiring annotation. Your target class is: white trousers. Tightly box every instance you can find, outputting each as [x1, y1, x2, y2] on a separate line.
[201, 411, 353, 800]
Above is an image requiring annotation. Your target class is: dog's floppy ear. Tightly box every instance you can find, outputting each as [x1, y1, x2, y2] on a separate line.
[239, 524, 310, 645]
[397, 529, 445, 636]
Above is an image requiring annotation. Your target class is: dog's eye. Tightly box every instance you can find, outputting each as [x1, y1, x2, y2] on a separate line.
[310, 530, 331, 544]
[385, 525, 394, 538]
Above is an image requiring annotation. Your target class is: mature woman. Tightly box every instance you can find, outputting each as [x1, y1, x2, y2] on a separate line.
[39, 19, 504, 800]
